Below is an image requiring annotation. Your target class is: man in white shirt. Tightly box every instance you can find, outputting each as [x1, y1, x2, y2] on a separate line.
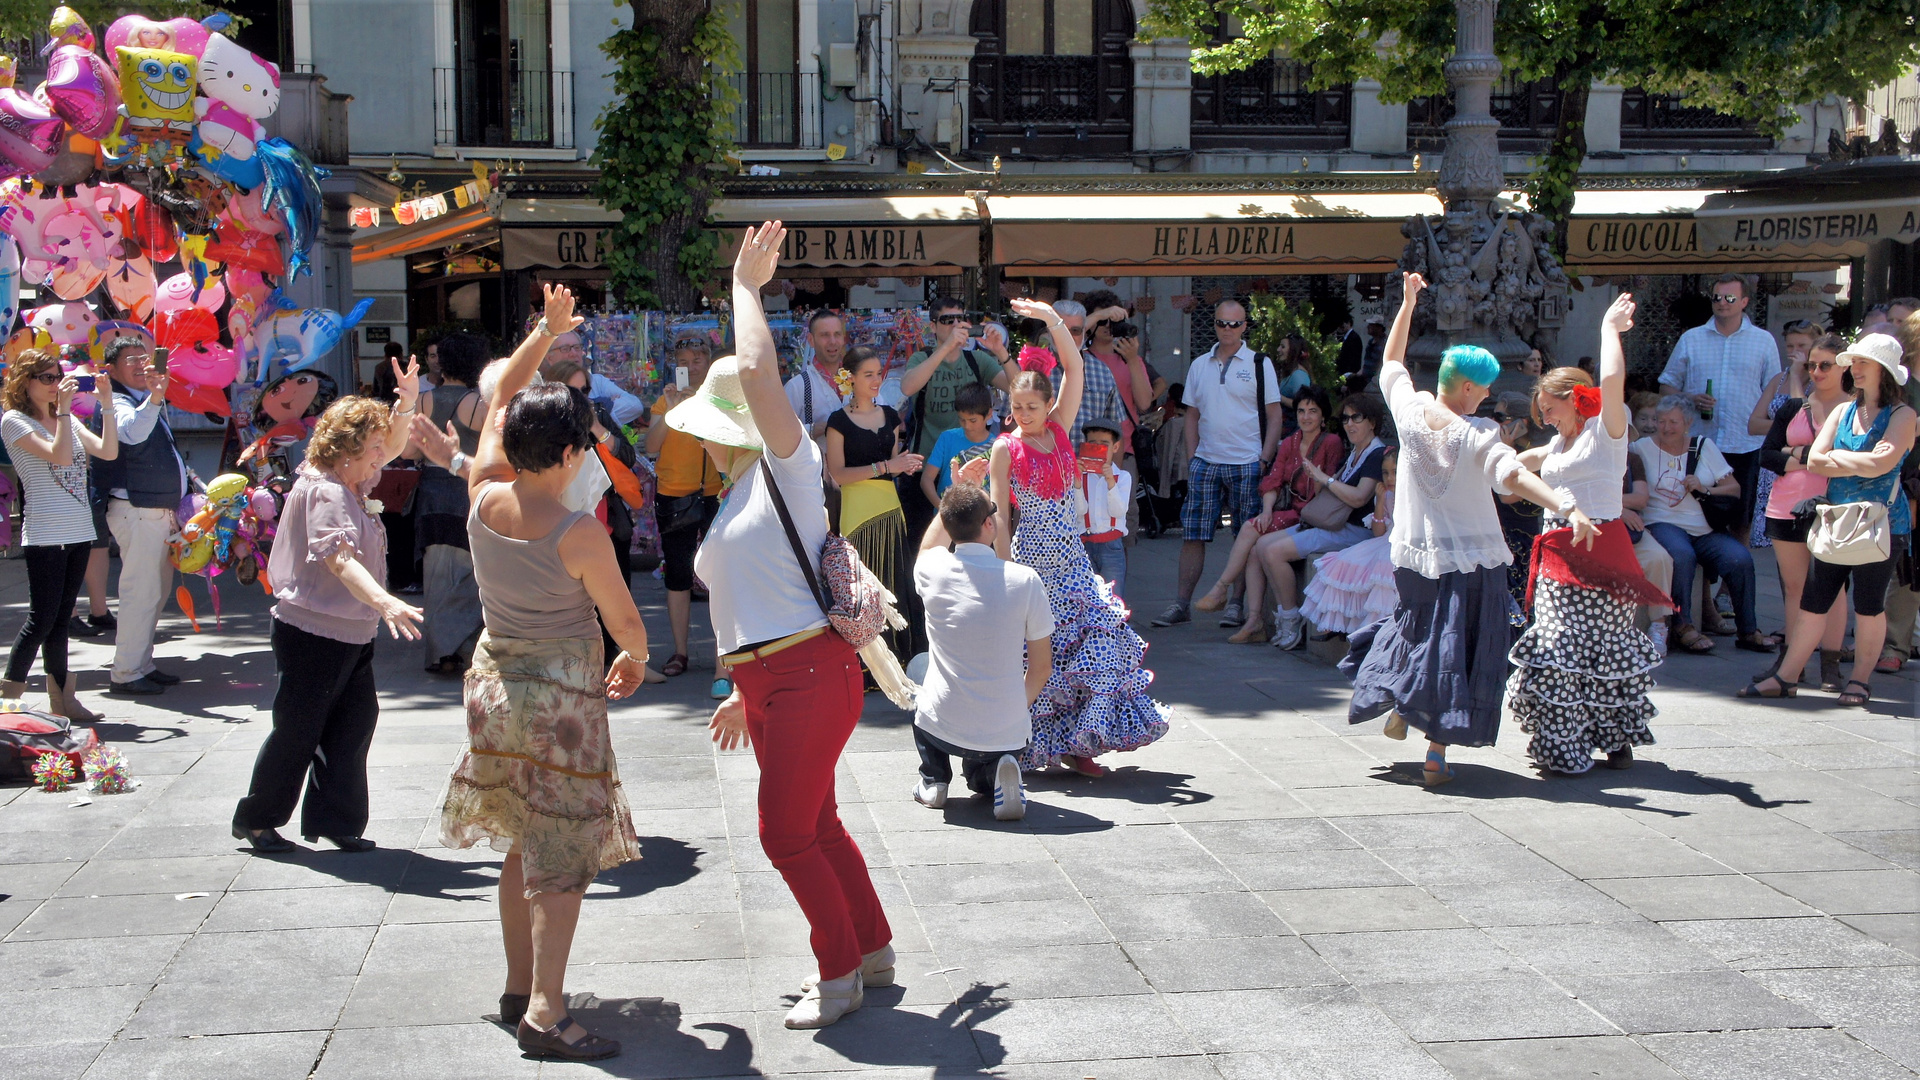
[542, 330, 644, 427]
[912, 483, 1053, 821]
[99, 338, 187, 695]
[1153, 300, 1283, 628]
[1658, 274, 1778, 533]
[786, 309, 851, 440]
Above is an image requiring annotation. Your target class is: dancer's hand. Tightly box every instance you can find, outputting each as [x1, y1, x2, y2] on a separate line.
[709, 689, 750, 750]
[956, 456, 991, 487]
[1568, 508, 1599, 550]
[605, 651, 647, 699]
[379, 595, 424, 640]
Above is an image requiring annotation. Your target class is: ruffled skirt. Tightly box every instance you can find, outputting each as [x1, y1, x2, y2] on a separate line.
[1343, 566, 1516, 747]
[1301, 535, 1397, 634]
[440, 633, 638, 895]
[1507, 578, 1659, 774]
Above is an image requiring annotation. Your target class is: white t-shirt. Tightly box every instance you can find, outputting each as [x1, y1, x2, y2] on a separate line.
[695, 437, 832, 653]
[913, 543, 1055, 752]
[1, 411, 95, 547]
[1633, 436, 1732, 538]
[1184, 343, 1282, 466]
[784, 365, 846, 434]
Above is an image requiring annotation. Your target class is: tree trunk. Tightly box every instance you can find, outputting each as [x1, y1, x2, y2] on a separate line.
[634, 0, 710, 311]
[1538, 70, 1590, 262]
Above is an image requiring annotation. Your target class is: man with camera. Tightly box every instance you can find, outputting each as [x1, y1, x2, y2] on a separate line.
[1079, 289, 1163, 549]
[98, 337, 187, 696]
[899, 297, 1018, 457]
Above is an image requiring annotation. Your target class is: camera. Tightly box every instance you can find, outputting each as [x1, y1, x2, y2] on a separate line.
[1109, 320, 1138, 339]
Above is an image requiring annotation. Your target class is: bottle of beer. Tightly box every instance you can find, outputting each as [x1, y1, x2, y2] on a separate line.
[1701, 378, 1714, 422]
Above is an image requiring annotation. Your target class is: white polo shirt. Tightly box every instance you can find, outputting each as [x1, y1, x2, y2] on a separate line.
[913, 543, 1055, 753]
[1184, 342, 1282, 465]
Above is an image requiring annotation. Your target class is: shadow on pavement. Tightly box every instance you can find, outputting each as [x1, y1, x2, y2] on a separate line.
[555, 994, 758, 1076]
[590, 835, 705, 899]
[803, 981, 1006, 1073]
[1366, 756, 1812, 816]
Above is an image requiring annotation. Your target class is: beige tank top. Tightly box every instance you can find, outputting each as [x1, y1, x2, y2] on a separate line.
[467, 484, 602, 641]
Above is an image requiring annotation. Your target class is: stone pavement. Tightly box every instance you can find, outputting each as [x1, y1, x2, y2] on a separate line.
[0, 534, 1916, 1080]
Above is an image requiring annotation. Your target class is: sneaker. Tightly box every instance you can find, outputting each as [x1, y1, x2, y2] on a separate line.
[913, 780, 948, 808]
[992, 755, 1025, 820]
[1218, 601, 1245, 628]
[1647, 622, 1669, 657]
[1150, 603, 1191, 627]
[68, 614, 104, 638]
[107, 675, 165, 696]
[1714, 590, 1735, 618]
[144, 669, 182, 686]
[1274, 609, 1306, 651]
[709, 677, 733, 700]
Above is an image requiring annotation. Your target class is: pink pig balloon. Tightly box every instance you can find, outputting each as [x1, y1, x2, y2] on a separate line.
[0, 88, 65, 175]
[153, 271, 227, 314]
[39, 44, 121, 139]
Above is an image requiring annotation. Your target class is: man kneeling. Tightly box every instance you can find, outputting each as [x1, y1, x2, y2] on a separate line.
[913, 483, 1053, 820]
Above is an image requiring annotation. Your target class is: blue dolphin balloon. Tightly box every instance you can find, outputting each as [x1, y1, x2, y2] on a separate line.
[255, 138, 328, 279]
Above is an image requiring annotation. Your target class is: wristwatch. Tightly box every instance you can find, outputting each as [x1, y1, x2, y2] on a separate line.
[535, 316, 559, 339]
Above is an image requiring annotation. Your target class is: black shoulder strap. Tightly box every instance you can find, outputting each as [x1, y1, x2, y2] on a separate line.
[1253, 351, 1269, 447]
[964, 348, 990, 387]
[801, 368, 814, 420]
[758, 457, 833, 619]
[1685, 436, 1701, 478]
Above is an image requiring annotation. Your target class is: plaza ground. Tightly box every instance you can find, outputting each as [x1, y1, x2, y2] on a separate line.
[1, 535, 1915, 1079]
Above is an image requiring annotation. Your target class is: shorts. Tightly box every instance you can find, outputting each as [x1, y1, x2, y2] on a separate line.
[1181, 457, 1263, 542]
[1764, 515, 1810, 544]
[656, 492, 718, 593]
[1280, 521, 1371, 557]
[1803, 549, 1898, 618]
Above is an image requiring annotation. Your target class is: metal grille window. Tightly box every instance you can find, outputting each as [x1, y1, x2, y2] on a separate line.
[969, 0, 1134, 149]
[721, 0, 810, 148]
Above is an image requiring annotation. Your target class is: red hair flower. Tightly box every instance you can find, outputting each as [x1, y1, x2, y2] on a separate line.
[1571, 384, 1603, 419]
[1018, 345, 1058, 377]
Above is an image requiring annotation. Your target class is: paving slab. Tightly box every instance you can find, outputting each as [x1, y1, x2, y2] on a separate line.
[1638, 1028, 1918, 1080]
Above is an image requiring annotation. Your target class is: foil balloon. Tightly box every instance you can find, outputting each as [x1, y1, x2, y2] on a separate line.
[105, 16, 213, 60]
[25, 300, 96, 345]
[238, 368, 336, 465]
[224, 267, 271, 371]
[114, 47, 197, 152]
[40, 9, 121, 139]
[205, 220, 283, 274]
[91, 318, 151, 360]
[105, 251, 156, 321]
[253, 297, 374, 377]
[224, 187, 282, 236]
[153, 271, 226, 313]
[0, 235, 17, 331]
[44, 248, 106, 299]
[255, 139, 324, 278]
[151, 304, 218, 350]
[0, 88, 65, 175]
[129, 190, 175, 261]
[193, 34, 278, 162]
[164, 340, 236, 417]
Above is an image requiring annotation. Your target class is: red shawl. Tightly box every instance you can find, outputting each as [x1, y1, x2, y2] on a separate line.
[1527, 518, 1672, 611]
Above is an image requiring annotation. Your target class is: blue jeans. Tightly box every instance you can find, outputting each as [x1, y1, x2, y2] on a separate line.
[1084, 536, 1127, 599]
[1645, 522, 1756, 635]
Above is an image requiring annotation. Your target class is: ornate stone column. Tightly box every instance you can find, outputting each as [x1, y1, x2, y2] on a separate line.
[1130, 39, 1193, 154]
[1435, 0, 1503, 205]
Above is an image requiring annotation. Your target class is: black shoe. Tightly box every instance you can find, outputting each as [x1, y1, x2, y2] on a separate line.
[305, 835, 377, 852]
[107, 676, 165, 695]
[68, 615, 105, 638]
[144, 669, 181, 686]
[1605, 748, 1634, 770]
[233, 825, 297, 853]
[517, 1016, 620, 1061]
[87, 612, 116, 630]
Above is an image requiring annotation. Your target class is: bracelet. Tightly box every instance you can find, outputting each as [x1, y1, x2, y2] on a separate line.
[449, 451, 468, 476]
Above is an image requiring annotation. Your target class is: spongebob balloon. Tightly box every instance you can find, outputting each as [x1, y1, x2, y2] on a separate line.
[115, 47, 196, 159]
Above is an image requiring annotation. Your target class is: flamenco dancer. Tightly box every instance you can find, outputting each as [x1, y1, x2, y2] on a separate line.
[984, 298, 1169, 778]
[1508, 295, 1670, 774]
[1345, 272, 1596, 786]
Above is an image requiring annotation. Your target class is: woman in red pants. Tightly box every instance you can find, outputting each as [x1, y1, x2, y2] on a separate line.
[666, 221, 892, 1029]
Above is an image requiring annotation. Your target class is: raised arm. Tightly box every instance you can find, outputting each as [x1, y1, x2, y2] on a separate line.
[732, 221, 803, 461]
[1598, 294, 1632, 440]
[1011, 298, 1081, 429]
[1383, 272, 1426, 378]
[375, 355, 421, 466]
[75, 370, 117, 460]
[469, 285, 581, 492]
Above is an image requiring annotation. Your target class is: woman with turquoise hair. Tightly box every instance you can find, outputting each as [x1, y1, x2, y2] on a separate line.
[1343, 273, 1596, 786]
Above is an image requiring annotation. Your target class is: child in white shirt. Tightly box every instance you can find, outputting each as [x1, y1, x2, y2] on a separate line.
[1076, 421, 1132, 600]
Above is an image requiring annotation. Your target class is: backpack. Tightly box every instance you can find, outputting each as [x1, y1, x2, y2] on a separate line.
[0, 706, 100, 782]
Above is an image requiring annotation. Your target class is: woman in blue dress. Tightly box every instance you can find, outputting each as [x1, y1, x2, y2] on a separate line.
[984, 298, 1168, 778]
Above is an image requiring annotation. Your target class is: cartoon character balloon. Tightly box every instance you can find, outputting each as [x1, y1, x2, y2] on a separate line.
[193, 33, 278, 162]
[105, 15, 212, 59]
[114, 47, 197, 151]
[252, 297, 374, 380]
[26, 300, 96, 346]
[238, 368, 336, 466]
[153, 271, 226, 314]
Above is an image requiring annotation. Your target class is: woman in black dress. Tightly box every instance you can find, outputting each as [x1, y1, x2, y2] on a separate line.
[824, 346, 925, 665]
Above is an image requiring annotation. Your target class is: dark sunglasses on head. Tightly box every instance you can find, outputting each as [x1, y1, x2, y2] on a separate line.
[1711, 293, 1744, 304]
[1215, 319, 1246, 329]
[933, 313, 970, 325]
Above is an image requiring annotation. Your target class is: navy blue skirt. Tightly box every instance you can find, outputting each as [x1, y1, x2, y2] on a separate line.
[1342, 565, 1516, 747]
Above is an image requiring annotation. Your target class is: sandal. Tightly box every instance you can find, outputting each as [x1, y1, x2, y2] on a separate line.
[1422, 749, 1455, 787]
[1760, 631, 1785, 648]
[489, 992, 530, 1028]
[660, 653, 689, 677]
[516, 1015, 620, 1061]
[1674, 624, 1715, 653]
[1736, 674, 1798, 699]
[1875, 654, 1905, 674]
[1227, 622, 1270, 644]
[1837, 680, 1872, 708]
[1734, 631, 1776, 653]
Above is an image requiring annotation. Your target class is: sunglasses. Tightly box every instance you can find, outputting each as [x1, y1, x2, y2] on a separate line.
[933, 314, 970, 325]
[1807, 359, 1839, 373]
[1340, 413, 1366, 423]
[1215, 319, 1246, 329]
[1711, 293, 1744, 304]
[1491, 411, 1512, 422]
[28, 370, 59, 385]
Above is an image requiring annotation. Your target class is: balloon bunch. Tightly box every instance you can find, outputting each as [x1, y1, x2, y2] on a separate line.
[0, 7, 362, 451]
[169, 471, 278, 630]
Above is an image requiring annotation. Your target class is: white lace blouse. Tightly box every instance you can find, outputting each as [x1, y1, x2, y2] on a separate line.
[1382, 365, 1526, 578]
[1541, 415, 1627, 523]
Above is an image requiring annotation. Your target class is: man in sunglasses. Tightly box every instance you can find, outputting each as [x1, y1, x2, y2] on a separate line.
[1152, 299, 1283, 628]
[1657, 273, 1779, 546]
[899, 297, 1016, 458]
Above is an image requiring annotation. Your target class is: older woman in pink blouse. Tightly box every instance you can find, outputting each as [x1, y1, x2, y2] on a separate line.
[233, 366, 426, 854]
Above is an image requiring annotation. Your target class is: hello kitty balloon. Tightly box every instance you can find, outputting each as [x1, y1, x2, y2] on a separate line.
[194, 33, 279, 162]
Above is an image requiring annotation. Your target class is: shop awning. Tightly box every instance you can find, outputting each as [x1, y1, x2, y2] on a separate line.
[710, 195, 979, 274]
[1562, 188, 1855, 273]
[1694, 162, 1920, 258]
[988, 192, 1442, 275]
[350, 204, 497, 264]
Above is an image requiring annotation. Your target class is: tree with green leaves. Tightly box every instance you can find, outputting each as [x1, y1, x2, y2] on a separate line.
[591, 1, 738, 310]
[0, 2, 223, 42]
[1145, 0, 1920, 255]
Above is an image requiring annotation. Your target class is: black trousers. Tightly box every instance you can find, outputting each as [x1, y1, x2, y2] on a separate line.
[233, 619, 380, 836]
[914, 725, 1021, 793]
[1724, 449, 1762, 542]
[6, 541, 91, 683]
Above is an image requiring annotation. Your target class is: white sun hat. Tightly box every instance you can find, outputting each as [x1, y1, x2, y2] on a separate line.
[663, 356, 763, 448]
[1837, 333, 1908, 387]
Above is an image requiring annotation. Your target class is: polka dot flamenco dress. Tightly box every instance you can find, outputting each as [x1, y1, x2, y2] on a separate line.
[1004, 423, 1169, 769]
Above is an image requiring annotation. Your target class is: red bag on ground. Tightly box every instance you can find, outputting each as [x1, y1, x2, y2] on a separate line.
[0, 706, 100, 783]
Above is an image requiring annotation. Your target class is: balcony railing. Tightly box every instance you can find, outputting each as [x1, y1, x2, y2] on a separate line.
[722, 71, 823, 149]
[1191, 58, 1351, 149]
[1409, 79, 1762, 151]
[968, 53, 1132, 153]
[1620, 89, 1766, 149]
[434, 66, 574, 150]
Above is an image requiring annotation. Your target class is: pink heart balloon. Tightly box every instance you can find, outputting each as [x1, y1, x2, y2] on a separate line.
[105, 16, 210, 59]
[0, 89, 64, 174]
[40, 44, 120, 139]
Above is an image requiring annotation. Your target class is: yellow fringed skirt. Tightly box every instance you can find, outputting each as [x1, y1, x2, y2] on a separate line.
[838, 478, 917, 662]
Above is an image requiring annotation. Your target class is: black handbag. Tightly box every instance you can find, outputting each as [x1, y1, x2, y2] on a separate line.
[656, 492, 709, 534]
[1686, 438, 1745, 535]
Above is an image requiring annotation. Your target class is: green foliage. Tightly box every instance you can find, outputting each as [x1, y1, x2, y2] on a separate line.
[0, 2, 226, 41]
[590, 2, 738, 309]
[1244, 291, 1342, 392]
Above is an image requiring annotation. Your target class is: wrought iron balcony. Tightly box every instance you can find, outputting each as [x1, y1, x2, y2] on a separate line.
[722, 71, 823, 149]
[1620, 89, 1767, 149]
[1191, 58, 1351, 150]
[968, 53, 1132, 154]
[434, 66, 574, 150]
[1410, 78, 1761, 151]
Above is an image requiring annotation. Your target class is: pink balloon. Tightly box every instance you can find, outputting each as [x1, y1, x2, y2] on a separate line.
[0, 89, 64, 174]
[40, 44, 121, 139]
[154, 271, 227, 314]
[105, 16, 210, 59]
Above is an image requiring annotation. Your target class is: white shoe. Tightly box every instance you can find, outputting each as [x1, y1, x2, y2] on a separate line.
[1274, 609, 1306, 651]
[913, 780, 948, 808]
[785, 971, 863, 1029]
[993, 754, 1026, 821]
[802, 944, 896, 992]
[1648, 622, 1669, 657]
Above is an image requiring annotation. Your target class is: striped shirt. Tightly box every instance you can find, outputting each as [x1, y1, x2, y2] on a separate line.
[1658, 317, 1779, 454]
[1, 411, 96, 546]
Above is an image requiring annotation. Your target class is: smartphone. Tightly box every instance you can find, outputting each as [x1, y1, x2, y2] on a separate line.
[675, 365, 692, 391]
[73, 374, 96, 393]
[151, 347, 169, 374]
[1076, 441, 1111, 474]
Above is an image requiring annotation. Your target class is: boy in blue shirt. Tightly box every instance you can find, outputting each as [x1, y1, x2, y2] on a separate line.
[920, 382, 997, 511]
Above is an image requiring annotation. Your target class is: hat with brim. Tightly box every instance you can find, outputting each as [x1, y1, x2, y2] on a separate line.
[1837, 332, 1908, 387]
[663, 355, 763, 449]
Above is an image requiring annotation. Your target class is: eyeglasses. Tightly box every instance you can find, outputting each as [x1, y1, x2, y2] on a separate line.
[1061, 323, 1085, 335]
[1711, 293, 1744, 304]
[1215, 319, 1245, 329]
[933, 314, 969, 325]
[1807, 359, 1839, 373]
[1340, 413, 1366, 423]
[28, 371, 59, 385]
